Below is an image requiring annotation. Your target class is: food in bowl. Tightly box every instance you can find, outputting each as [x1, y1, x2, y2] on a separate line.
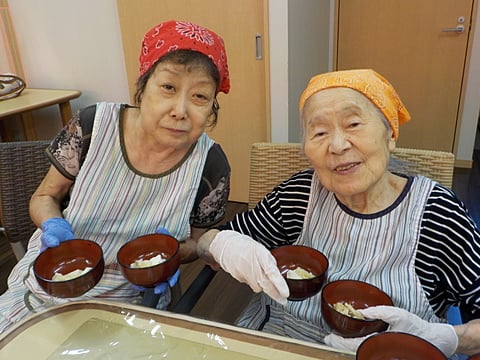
[51, 267, 93, 281]
[286, 266, 315, 280]
[331, 301, 365, 320]
[130, 254, 166, 268]
[271, 245, 328, 301]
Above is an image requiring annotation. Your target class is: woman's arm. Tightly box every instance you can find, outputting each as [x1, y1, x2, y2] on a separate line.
[29, 165, 74, 226]
[178, 226, 209, 264]
[455, 319, 480, 356]
[196, 228, 220, 268]
[418, 184, 480, 319]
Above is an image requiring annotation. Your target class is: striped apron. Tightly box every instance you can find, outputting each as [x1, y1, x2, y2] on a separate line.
[237, 174, 443, 344]
[0, 102, 213, 331]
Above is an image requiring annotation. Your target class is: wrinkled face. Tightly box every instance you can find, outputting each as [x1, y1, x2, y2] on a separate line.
[302, 88, 395, 198]
[139, 61, 216, 150]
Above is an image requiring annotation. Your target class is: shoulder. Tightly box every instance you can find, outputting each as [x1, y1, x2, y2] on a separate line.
[78, 104, 97, 127]
[265, 168, 313, 205]
[221, 169, 313, 247]
[423, 183, 475, 226]
[191, 143, 231, 228]
[279, 168, 315, 186]
[420, 183, 480, 265]
[202, 142, 231, 180]
[417, 183, 480, 314]
[265, 168, 313, 222]
[205, 143, 230, 168]
[77, 103, 123, 137]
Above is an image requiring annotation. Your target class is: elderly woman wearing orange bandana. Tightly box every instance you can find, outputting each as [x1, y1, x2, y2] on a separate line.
[197, 69, 480, 358]
[0, 20, 231, 332]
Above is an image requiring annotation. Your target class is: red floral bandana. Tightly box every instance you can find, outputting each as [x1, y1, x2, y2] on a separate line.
[139, 20, 230, 94]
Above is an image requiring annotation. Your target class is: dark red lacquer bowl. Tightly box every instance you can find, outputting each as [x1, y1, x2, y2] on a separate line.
[321, 279, 393, 338]
[357, 332, 447, 360]
[117, 233, 180, 287]
[34, 239, 104, 298]
[271, 245, 328, 301]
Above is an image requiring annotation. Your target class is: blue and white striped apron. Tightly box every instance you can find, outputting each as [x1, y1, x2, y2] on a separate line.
[237, 174, 443, 344]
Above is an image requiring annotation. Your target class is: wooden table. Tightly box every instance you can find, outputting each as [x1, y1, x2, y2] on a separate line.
[0, 300, 354, 359]
[0, 88, 81, 140]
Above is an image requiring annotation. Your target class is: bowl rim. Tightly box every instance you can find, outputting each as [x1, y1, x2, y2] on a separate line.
[116, 233, 180, 270]
[357, 331, 448, 359]
[321, 279, 393, 323]
[271, 244, 329, 280]
[33, 239, 104, 283]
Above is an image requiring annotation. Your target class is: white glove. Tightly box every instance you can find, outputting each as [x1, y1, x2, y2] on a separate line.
[209, 230, 289, 305]
[324, 305, 458, 357]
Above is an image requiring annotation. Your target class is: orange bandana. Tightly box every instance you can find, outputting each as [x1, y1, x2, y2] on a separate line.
[298, 69, 410, 139]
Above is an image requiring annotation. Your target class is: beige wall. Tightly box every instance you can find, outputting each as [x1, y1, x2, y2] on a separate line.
[7, 0, 129, 139]
[5, 0, 480, 162]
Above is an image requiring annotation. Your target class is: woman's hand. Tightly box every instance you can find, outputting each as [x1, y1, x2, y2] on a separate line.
[176, 226, 208, 263]
[40, 218, 74, 251]
[324, 306, 458, 357]
[132, 268, 180, 295]
[455, 319, 480, 356]
[207, 230, 289, 305]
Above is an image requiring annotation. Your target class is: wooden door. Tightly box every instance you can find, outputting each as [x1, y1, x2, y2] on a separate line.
[335, 0, 475, 152]
[116, 0, 269, 202]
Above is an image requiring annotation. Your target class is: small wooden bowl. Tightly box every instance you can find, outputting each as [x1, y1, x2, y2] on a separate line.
[33, 239, 104, 298]
[117, 233, 180, 287]
[321, 279, 393, 338]
[357, 332, 447, 360]
[271, 245, 328, 301]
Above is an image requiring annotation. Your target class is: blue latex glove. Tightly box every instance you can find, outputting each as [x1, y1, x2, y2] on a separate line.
[40, 218, 74, 251]
[153, 268, 180, 294]
[132, 267, 180, 295]
[132, 227, 180, 295]
[155, 227, 171, 236]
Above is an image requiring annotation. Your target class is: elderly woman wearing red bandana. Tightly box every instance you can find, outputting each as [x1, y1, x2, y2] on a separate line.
[197, 69, 480, 358]
[0, 20, 231, 332]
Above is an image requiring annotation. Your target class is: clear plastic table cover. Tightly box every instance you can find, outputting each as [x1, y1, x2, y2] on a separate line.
[0, 300, 353, 360]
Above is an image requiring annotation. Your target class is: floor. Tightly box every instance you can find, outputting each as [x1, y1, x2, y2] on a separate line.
[0, 145, 479, 326]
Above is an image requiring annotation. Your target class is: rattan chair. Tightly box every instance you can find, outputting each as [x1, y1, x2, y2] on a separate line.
[248, 142, 455, 209]
[0, 140, 51, 260]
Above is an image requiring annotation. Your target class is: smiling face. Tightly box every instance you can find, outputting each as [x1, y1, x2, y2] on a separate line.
[138, 61, 217, 151]
[302, 87, 396, 205]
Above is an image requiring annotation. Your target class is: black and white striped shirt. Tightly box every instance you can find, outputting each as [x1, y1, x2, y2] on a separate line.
[221, 169, 480, 319]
